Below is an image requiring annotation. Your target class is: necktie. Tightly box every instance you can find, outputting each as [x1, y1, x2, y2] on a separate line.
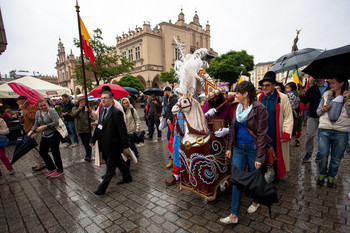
[102, 108, 107, 123]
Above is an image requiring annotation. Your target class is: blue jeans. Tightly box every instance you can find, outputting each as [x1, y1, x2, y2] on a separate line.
[64, 121, 79, 144]
[129, 140, 139, 158]
[231, 142, 257, 215]
[318, 129, 348, 178]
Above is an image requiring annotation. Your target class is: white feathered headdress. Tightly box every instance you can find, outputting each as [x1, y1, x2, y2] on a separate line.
[174, 38, 209, 97]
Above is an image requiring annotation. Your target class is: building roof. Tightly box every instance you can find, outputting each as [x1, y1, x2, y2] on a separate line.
[255, 61, 274, 66]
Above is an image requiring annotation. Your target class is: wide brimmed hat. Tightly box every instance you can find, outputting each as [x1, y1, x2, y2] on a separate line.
[259, 71, 278, 86]
[99, 85, 114, 96]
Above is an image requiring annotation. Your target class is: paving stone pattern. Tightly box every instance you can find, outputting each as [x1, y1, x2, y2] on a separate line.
[1, 105, 350, 232]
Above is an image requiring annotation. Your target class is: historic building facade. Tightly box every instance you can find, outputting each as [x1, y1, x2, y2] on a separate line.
[113, 9, 217, 88]
[254, 61, 284, 87]
[55, 38, 79, 94]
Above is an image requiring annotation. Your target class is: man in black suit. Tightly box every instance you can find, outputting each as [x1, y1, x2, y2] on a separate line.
[90, 91, 132, 195]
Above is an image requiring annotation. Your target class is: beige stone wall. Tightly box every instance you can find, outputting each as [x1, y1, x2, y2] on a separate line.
[115, 10, 213, 89]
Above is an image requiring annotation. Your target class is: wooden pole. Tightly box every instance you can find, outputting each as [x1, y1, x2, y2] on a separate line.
[75, 1, 92, 138]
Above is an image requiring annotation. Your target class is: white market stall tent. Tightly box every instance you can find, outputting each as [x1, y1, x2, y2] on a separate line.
[0, 76, 71, 99]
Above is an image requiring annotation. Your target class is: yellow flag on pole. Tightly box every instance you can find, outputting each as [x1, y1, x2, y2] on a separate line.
[293, 71, 300, 84]
[238, 71, 244, 84]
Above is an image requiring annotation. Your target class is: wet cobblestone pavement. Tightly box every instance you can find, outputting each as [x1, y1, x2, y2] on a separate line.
[1, 107, 350, 232]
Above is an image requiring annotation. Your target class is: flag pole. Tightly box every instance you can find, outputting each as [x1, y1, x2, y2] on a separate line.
[75, 0, 92, 138]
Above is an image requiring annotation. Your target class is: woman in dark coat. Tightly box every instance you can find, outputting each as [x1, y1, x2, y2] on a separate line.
[220, 81, 271, 224]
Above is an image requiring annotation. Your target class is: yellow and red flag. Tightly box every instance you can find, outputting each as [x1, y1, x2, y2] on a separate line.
[79, 16, 95, 69]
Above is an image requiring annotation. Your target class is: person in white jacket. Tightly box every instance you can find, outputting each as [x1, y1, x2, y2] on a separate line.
[316, 76, 350, 188]
[121, 97, 141, 158]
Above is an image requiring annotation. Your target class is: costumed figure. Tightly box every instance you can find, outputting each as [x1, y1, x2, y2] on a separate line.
[171, 44, 230, 201]
[165, 90, 186, 186]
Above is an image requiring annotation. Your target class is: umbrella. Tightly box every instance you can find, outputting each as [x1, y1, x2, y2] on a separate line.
[230, 164, 278, 217]
[129, 130, 146, 144]
[268, 48, 323, 73]
[143, 88, 164, 96]
[87, 95, 100, 101]
[8, 82, 45, 105]
[303, 44, 350, 79]
[11, 136, 38, 165]
[123, 87, 139, 96]
[89, 84, 129, 98]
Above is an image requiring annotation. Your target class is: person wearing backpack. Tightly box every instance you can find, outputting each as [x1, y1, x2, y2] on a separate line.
[122, 97, 141, 159]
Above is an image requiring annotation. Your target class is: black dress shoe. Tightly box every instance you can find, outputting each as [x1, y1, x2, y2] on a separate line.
[94, 190, 105, 195]
[117, 178, 132, 185]
[84, 157, 91, 162]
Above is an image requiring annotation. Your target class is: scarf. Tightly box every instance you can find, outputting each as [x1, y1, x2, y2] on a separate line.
[236, 103, 253, 123]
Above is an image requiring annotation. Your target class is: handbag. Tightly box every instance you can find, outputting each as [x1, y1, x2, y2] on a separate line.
[0, 136, 9, 147]
[48, 111, 68, 139]
[246, 127, 277, 166]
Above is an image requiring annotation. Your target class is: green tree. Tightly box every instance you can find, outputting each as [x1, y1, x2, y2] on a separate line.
[117, 74, 144, 91]
[206, 50, 254, 86]
[160, 68, 178, 89]
[72, 63, 94, 90]
[73, 28, 134, 87]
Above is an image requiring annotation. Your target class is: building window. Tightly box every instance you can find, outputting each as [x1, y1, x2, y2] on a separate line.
[175, 48, 181, 61]
[128, 49, 133, 61]
[262, 68, 265, 73]
[122, 51, 126, 59]
[135, 46, 140, 60]
[258, 69, 260, 73]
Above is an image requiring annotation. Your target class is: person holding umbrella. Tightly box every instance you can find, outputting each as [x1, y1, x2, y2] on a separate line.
[16, 95, 46, 171]
[71, 97, 92, 162]
[316, 75, 350, 188]
[29, 99, 64, 178]
[220, 81, 271, 224]
[0, 118, 15, 176]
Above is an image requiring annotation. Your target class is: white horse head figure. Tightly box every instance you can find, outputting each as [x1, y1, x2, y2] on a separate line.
[173, 94, 209, 146]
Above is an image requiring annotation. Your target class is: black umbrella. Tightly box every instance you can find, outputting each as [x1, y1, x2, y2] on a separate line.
[123, 87, 139, 96]
[268, 48, 323, 73]
[303, 44, 350, 79]
[129, 130, 146, 144]
[143, 88, 164, 96]
[230, 164, 278, 217]
[11, 136, 38, 165]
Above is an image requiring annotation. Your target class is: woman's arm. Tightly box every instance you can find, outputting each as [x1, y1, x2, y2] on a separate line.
[255, 105, 269, 164]
[133, 108, 141, 131]
[46, 109, 59, 128]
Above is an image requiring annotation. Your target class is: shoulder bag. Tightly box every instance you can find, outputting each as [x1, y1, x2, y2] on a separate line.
[246, 127, 277, 166]
[48, 110, 68, 139]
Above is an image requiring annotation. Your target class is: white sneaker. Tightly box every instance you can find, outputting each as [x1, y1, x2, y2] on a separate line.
[71, 143, 79, 147]
[247, 203, 260, 213]
[220, 216, 238, 224]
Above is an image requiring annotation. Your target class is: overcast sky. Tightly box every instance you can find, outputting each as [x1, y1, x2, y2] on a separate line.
[0, 0, 349, 77]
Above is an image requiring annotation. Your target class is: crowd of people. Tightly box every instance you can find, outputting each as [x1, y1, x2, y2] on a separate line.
[0, 69, 349, 224]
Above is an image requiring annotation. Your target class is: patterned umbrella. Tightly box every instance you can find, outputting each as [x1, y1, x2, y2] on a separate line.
[8, 82, 45, 105]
